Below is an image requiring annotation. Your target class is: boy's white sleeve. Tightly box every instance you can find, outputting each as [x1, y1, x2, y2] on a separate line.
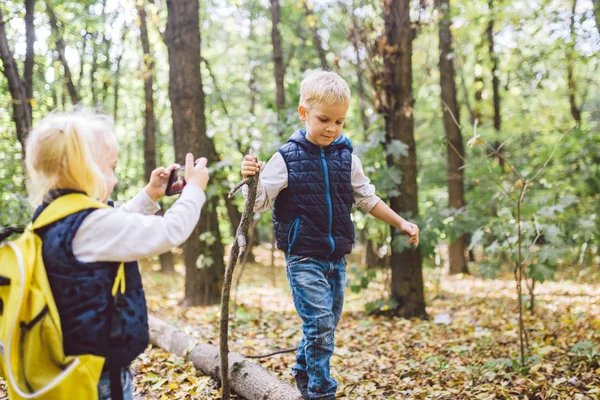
[242, 152, 288, 212]
[72, 184, 206, 263]
[352, 155, 381, 212]
[117, 189, 161, 215]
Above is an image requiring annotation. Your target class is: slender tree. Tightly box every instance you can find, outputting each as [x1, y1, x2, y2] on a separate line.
[487, 0, 501, 133]
[270, 0, 285, 113]
[568, 0, 582, 125]
[436, 0, 468, 274]
[0, 6, 32, 151]
[303, 0, 328, 70]
[165, 0, 225, 305]
[47, 5, 80, 104]
[137, 2, 174, 272]
[24, 0, 35, 119]
[381, 0, 427, 318]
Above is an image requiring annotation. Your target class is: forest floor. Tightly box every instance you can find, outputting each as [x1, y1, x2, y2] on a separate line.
[1, 247, 599, 399]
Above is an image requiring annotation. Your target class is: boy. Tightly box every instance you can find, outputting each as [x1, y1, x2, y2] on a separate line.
[242, 71, 419, 399]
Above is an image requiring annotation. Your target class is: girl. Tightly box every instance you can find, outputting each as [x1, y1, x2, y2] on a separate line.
[25, 109, 209, 400]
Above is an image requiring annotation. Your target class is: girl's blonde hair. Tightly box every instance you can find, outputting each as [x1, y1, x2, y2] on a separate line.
[299, 70, 351, 108]
[25, 108, 118, 206]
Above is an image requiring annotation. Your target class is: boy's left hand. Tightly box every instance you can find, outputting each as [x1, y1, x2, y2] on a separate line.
[145, 164, 180, 202]
[400, 220, 420, 247]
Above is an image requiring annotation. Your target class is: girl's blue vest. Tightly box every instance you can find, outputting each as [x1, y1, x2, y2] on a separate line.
[273, 130, 354, 260]
[32, 190, 149, 370]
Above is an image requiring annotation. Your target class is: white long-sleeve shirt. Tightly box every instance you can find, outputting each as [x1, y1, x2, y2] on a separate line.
[243, 152, 381, 212]
[72, 184, 206, 263]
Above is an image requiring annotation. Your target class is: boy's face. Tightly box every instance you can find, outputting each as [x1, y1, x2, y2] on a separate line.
[299, 102, 349, 148]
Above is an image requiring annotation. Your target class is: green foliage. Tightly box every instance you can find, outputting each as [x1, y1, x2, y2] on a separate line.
[347, 264, 377, 293]
[0, 0, 598, 283]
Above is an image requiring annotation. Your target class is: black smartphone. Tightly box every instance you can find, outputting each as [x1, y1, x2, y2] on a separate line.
[165, 162, 197, 196]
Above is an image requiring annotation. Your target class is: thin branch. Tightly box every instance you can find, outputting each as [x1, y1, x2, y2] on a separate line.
[228, 178, 249, 198]
[246, 347, 297, 359]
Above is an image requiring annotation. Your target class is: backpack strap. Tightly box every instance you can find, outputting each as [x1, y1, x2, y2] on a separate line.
[32, 193, 108, 230]
[109, 262, 126, 400]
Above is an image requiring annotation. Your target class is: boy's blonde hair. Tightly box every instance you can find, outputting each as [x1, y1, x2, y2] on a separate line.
[25, 108, 118, 206]
[299, 71, 351, 108]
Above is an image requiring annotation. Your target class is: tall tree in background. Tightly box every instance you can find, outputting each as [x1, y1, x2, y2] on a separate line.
[436, 0, 468, 275]
[487, 0, 501, 133]
[303, 0, 328, 70]
[568, 0, 582, 125]
[270, 0, 286, 115]
[165, 0, 225, 306]
[137, 1, 174, 273]
[24, 0, 35, 120]
[487, 0, 504, 168]
[0, 6, 32, 151]
[381, 0, 426, 318]
[47, 5, 80, 105]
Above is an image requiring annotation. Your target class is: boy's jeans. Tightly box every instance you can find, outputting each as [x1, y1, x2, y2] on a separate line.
[285, 254, 346, 399]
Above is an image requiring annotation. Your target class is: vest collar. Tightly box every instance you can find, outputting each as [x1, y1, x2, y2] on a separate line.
[287, 129, 353, 154]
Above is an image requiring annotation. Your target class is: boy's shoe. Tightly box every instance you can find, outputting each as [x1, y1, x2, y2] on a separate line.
[294, 371, 309, 400]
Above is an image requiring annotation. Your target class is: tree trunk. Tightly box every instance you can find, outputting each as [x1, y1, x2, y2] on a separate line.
[24, 0, 35, 120]
[77, 29, 88, 93]
[0, 7, 32, 151]
[149, 315, 302, 400]
[303, 0, 328, 70]
[382, 0, 427, 319]
[270, 0, 286, 113]
[592, 0, 600, 36]
[113, 46, 124, 122]
[166, 0, 225, 306]
[487, 0, 501, 133]
[487, 0, 504, 168]
[350, 2, 370, 135]
[138, 3, 157, 183]
[568, 0, 582, 125]
[138, 2, 174, 273]
[436, 0, 468, 275]
[90, 0, 108, 105]
[47, 6, 80, 105]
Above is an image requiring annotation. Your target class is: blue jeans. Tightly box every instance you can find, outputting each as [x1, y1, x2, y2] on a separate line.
[98, 367, 134, 400]
[285, 254, 346, 399]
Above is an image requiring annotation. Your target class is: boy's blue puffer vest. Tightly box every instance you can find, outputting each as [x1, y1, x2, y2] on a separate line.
[32, 190, 149, 371]
[273, 129, 354, 260]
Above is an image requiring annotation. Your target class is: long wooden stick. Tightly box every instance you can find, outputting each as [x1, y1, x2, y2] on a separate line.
[220, 173, 259, 399]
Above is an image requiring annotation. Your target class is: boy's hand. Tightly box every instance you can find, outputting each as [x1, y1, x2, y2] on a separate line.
[241, 155, 262, 178]
[185, 153, 210, 191]
[400, 220, 420, 247]
[145, 164, 180, 203]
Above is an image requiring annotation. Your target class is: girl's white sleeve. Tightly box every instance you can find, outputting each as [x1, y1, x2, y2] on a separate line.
[117, 189, 161, 214]
[242, 152, 288, 212]
[72, 185, 206, 263]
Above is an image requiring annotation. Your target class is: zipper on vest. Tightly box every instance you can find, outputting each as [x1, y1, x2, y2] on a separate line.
[320, 149, 335, 257]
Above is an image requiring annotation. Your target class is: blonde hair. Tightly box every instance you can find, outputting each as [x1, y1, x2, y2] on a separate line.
[299, 70, 351, 108]
[25, 108, 118, 206]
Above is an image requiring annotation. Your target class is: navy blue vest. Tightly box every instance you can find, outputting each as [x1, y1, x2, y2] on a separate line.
[32, 191, 149, 370]
[273, 130, 354, 260]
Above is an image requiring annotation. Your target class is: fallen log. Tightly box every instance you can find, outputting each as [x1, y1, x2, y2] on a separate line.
[148, 315, 302, 400]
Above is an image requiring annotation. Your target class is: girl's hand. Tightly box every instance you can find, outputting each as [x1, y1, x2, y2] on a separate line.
[185, 153, 209, 191]
[145, 164, 180, 202]
[241, 154, 262, 178]
[400, 220, 420, 247]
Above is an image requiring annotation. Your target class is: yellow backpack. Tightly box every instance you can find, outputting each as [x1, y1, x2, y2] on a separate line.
[0, 193, 126, 400]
